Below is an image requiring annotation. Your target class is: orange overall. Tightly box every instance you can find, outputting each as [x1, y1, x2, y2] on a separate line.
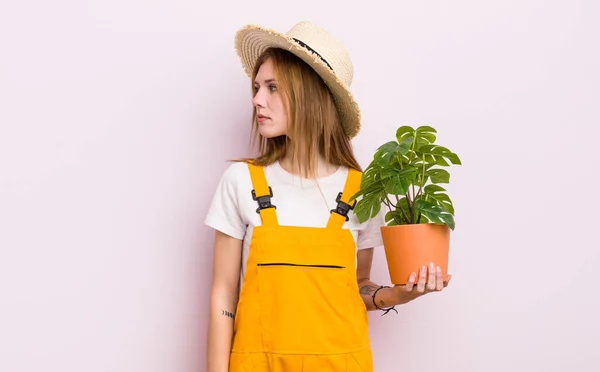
[228, 162, 373, 372]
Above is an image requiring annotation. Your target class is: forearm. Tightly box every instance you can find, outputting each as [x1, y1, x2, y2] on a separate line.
[358, 279, 407, 311]
[207, 289, 238, 372]
[358, 279, 414, 311]
[355, 248, 417, 312]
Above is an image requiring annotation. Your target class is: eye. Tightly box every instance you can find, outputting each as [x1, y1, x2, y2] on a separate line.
[269, 84, 277, 92]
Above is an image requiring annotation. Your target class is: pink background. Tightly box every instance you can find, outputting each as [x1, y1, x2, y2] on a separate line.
[1, 1, 598, 371]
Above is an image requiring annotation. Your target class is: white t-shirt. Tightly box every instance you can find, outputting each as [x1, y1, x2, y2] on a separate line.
[204, 160, 385, 285]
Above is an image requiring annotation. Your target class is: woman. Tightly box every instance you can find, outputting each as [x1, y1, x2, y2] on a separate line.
[205, 21, 450, 372]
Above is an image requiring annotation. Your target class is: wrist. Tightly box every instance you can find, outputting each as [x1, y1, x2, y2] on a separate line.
[372, 286, 398, 315]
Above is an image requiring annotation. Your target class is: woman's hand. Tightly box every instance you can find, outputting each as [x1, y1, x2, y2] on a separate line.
[356, 249, 452, 312]
[391, 262, 451, 305]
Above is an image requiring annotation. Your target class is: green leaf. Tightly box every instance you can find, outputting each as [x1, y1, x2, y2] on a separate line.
[425, 168, 450, 183]
[433, 155, 450, 166]
[350, 179, 384, 202]
[376, 164, 418, 182]
[422, 154, 435, 164]
[423, 184, 446, 193]
[354, 194, 383, 223]
[374, 140, 413, 167]
[447, 153, 462, 165]
[385, 175, 410, 195]
[397, 135, 414, 150]
[423, 185, 454, 215]
[418, 133, 436, 144]
[399, 197, 412, 221]
[421, 154, 450, 167]
[373, 142, 398, 166]
[410, 161, 435, 175]
[362, 162, 380, 180]
[414, 199, 455, 230]
[385, 198, 411, 225]
[379, 166, 398, 180]
[374, 141, 398, 158]
[432, 193, 452, 204]
[416, 125, 437, 133]
[415, 126, 437, 149]
[416, 144, 460, 167]
[417, 144, 449, 154]
[396, 126, 437, 151]
[396, 126, 415, 143]
[385, 210, 405, 225]
[394, 165, 419, 179]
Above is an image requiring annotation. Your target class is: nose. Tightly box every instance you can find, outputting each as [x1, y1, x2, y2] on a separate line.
[252, 88, 266, 108]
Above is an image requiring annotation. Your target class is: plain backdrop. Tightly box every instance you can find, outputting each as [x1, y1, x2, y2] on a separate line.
[1, 1, 598, 371]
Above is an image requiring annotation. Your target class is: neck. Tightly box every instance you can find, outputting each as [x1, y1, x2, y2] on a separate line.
[279, 142, 338, 179]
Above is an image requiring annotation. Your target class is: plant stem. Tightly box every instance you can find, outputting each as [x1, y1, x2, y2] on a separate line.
[412, 159, 428, 222]
[384, 197, 402, 224]
[406, 191, 414, 223]
[382, 197, 394, 214]
[418, 160, 426, 196]
[403, 132, 418, 224]
[415, 184, 424, 199]
[411, 186, 416, 216]
[393, 195, 411, 224]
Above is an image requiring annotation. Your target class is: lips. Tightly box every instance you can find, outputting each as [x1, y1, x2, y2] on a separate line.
[257, 114, 270, 123]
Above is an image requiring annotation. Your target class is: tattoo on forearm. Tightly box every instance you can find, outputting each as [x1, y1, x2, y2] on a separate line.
[359, 284, 379, 296]
[359, 283, 388, 307]
[222, 310, 235, 319]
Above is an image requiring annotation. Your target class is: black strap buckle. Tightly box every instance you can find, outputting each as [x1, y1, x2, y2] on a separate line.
[251, 187, 276, 214]
[330, 192, 356, 222]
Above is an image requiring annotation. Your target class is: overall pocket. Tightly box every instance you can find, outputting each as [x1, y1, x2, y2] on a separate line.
[255, 261, 363, 354]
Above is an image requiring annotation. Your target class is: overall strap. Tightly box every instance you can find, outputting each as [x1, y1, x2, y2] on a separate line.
[247, 162, 279, 227]
[327, 168, 363, 228]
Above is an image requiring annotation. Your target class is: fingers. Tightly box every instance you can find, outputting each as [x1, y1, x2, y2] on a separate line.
[415, 264, 449, 293]
[416, 265, 427, 292]
[405, 272, 416, 292]
[427, 262, 436, 291]
[435, 266, 444, 291]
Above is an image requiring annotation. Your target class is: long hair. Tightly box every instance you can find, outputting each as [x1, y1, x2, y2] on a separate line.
[242, 47, 362, 178]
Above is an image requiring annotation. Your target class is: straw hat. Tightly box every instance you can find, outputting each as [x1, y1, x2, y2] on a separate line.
[234, 21, 361, 139]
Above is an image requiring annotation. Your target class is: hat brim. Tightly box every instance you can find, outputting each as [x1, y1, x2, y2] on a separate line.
[234, 24, 361, 139]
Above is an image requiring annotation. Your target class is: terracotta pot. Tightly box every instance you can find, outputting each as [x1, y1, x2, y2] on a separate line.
[381, 223, 451, 285]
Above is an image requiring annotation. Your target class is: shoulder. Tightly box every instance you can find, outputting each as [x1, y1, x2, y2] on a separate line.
[209, 161, 255, 206]
[205, 161, 254, 239]
[221, 160, 250, 179]
[215, 161, 253, 188]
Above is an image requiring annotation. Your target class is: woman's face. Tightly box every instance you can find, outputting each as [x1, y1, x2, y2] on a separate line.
[253, 59, 287, 138]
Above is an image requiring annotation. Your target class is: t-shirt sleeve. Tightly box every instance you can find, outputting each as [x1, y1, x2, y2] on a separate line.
[204, 163, 247, 240]
[356, 206, 386, 250]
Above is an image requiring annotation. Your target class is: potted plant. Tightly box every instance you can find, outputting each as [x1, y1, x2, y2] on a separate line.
[350, 125, 462, 285]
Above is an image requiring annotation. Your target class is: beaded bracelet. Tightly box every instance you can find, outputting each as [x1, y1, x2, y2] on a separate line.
[372, 286, 398, 316]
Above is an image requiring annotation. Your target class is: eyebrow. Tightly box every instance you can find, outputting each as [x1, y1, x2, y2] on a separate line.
[254, 78, 276, 84]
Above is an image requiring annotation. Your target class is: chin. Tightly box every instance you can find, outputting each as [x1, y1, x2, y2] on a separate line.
[258, 127, 286, 139]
